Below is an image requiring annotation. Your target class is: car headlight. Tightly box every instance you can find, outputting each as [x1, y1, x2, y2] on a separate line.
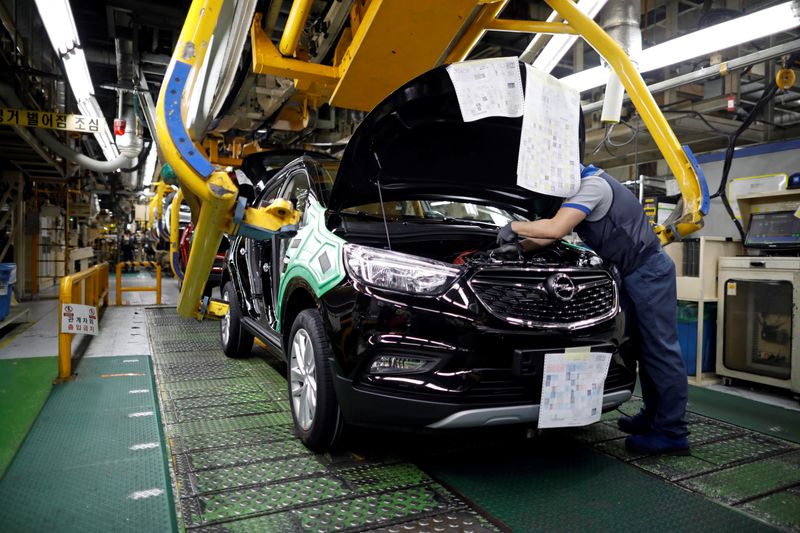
[344, 244, 460, 295]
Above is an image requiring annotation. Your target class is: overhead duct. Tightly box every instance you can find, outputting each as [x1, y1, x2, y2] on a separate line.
[115, 38, 145, 190]
[0, 82, 133, 173]
[599, 0, 641, 124]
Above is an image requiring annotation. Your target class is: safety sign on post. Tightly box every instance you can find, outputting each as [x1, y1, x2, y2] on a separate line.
[0, 107, 102, 133]
[61, 303, 99, 336]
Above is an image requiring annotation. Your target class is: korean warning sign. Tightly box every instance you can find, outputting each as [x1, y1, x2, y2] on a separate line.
[0, 107, 102, 133]
[61, 303, 99, 336]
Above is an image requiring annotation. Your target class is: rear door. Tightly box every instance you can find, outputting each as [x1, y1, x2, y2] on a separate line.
[271, 167, 313, 312]
[244, 179, 284, 327]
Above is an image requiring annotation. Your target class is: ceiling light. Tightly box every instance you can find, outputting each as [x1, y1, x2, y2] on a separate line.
[34, 0, 80, 56]
[562, 1, 800, 93]
[35, 0, 121, 161]
[142, 147, 159, 188]
[522, 0, 609, 72]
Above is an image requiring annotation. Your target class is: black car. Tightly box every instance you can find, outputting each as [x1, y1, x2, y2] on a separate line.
[220, 64, 636, 450]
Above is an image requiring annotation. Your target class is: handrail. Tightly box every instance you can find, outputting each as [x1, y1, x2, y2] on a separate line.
[116, 261, 162, 306]
[57, 263, 109, 382]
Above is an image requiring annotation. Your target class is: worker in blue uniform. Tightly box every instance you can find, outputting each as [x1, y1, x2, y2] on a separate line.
[497, 163, 689, 454]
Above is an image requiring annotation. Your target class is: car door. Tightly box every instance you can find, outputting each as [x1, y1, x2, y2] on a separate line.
[271, 167, 313, 313]
[244, 180, 284, 328]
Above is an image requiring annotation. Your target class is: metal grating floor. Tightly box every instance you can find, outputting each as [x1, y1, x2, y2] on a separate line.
[145, 308, 500, 533]
[146, 308, 800, 532]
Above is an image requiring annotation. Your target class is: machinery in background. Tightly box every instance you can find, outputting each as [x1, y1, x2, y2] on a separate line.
[716, 208, 800, 396]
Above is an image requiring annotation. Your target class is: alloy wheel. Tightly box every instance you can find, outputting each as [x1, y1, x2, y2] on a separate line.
[221, 289, 230, 346]
[290, 328, 317, 430]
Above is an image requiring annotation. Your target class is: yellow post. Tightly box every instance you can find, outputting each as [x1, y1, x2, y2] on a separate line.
[116, 262, 123, 306]
[156, 264, 162, 305]
[58, 275, 72, 381]
[279, 0, 315, 57]
[546, 0, 704, 243]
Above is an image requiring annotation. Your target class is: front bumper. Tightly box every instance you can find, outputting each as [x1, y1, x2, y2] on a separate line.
[332, 371, 633, 429]
[320, 272, 634, 430]
[427, 389, 632, 429]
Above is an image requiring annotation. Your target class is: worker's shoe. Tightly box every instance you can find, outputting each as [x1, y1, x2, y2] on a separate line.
[625, 431, 690, 455]
[617, 412, 652, 435]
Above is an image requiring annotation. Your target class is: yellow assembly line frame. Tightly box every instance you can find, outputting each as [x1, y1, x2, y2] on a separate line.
[157, 0, 706, 319]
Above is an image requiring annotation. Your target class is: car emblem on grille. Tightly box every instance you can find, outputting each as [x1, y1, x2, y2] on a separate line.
[545, 273, 576, 301]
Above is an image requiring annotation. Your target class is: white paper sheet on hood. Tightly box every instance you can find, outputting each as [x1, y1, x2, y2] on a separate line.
[446, 57, 524, 122]
[517, 64, 581, 198]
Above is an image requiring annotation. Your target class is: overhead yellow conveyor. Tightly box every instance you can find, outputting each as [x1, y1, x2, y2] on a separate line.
[158, 0, 709, 318]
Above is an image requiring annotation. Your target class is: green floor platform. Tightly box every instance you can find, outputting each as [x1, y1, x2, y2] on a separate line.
[145, 308, 800, 532]
[145, 308, 499, 533]
[0, 356, 176, 533]
[0, 356, 56, 476]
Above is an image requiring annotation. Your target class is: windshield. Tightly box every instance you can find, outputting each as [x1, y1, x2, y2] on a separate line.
[317, 161, 523, 226]
[342, 200, 519, 226]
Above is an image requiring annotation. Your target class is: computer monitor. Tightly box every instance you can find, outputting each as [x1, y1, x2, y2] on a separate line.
[744, 211, 800, 250]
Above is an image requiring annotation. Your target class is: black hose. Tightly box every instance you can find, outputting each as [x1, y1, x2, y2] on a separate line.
[711, 53, 799, 241]
[119, 140, 153, 173]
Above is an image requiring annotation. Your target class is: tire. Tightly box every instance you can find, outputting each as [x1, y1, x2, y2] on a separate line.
[287, 309, 344, 451]
[220, 281, 253, 358]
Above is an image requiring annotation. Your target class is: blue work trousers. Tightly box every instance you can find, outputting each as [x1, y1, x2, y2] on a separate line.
[620, 250, 688, 438]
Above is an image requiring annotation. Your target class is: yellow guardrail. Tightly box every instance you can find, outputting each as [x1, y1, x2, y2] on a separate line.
[116, 261, 162, 306]
[57, 263, 109, 382]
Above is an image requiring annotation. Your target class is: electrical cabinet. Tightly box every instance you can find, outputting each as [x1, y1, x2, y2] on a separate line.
[716, 256, 800, 393]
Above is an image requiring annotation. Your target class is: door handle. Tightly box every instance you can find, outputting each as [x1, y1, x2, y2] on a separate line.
[749, 261, 766, 267]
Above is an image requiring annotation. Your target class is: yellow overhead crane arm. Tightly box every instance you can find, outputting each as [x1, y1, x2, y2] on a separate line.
[155, 0, 300, 319]
[158, 0, 709, 318]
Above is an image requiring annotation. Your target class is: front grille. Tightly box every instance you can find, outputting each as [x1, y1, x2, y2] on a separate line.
[469, 269, 617, 329]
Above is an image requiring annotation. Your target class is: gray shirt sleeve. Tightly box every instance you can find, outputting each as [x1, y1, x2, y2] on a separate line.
[562, 176, 613, 222]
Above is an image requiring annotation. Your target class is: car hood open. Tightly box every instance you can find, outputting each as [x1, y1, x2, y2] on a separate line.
[329, 62, 582, 219]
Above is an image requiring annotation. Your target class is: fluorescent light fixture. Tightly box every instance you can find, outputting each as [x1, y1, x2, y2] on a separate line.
[563, 1, 800, 92]
[78, 98, 120, 161]
[142, 146, 159, 188]
[522, 0, 608, 72]
[34, 0, 80, 56]
[35, 0, 120, 161]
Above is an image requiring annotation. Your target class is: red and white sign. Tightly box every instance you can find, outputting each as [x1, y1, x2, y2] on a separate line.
[61, 303, 99, 336]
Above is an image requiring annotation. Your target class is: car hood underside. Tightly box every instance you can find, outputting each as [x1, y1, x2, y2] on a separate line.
[329, 62, 583, 220]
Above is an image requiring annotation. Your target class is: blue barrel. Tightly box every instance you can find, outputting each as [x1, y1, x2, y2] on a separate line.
[0, 263, 16, 321]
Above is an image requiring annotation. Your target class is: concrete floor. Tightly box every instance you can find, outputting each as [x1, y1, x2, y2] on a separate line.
[0, 271, 182, 360]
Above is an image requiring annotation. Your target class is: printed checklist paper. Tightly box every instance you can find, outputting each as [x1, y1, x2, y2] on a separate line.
[538, 351, 612, 428]
[446, 57, 524, 122]
[517, 64, 581, 197]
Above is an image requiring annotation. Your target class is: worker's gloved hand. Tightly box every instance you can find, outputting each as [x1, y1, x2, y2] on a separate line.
[496, 222, 518, 245]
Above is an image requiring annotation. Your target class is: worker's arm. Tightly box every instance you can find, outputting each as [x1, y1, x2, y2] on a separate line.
[520, 237, 557, 251]
[511, 206, 588, 240]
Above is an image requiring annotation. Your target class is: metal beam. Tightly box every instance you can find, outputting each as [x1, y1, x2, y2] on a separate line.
[582, 39, 800, 113]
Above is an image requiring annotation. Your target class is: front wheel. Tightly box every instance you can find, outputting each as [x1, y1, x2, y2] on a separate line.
[288, 309, 343, 451]
[220, 281, 253, 358]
